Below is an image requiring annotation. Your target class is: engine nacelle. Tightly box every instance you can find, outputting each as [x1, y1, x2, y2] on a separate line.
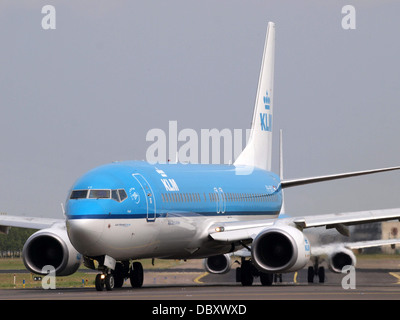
[22, 226, 82, 276]
[203, 254, 231, 274]
[251, 225, 311, 273]
[329, 248, 356, 273]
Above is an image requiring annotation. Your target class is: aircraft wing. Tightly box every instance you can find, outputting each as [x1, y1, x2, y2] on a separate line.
[0, 214, 64, 233]
[309, 238, 400, 274]
[341, 238, 400, 250]
[232, 238, 400, 257]
[209, 219, 275, 242]
[291, 208, 400, 234]
[209, 208, 400, 242]
[310, 238, 400, 256]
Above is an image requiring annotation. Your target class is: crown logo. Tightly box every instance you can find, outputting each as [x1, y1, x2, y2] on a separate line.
[263, 91, 270, 110]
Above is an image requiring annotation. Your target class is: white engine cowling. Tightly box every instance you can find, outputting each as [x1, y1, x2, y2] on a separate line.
[329, 248, 356, 273]
[203, 254, 231, 274]
[22, 226, 82, 276]
[251, 225, 311, 273]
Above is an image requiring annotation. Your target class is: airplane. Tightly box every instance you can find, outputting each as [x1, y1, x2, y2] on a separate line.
[307, 237, 400, 283]
[203, 130, 400, 285]
[208, 235, 400, 285]
[2, 21, 400, 291]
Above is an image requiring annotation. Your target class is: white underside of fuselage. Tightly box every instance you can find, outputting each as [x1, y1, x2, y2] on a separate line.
[67, 214, 276, 261]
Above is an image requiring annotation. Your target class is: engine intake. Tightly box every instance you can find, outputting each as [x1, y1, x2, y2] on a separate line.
[22, 226, 81, 276]
[329, 248, 355, 273]
[203, 254, 231, 274]
[251, 225, 310, 273]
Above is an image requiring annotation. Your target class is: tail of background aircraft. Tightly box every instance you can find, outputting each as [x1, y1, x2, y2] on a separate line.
[234, 21, 275, 171]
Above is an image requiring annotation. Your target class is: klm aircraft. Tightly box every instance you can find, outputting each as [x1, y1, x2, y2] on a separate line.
[2, 22, 400, 290]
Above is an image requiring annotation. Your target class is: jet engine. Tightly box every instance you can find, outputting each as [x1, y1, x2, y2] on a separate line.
[22, 226, 81, 276]
[251, 225, 311, 273]
[203, 254, 231, 274]
[328, 248, 356, 273]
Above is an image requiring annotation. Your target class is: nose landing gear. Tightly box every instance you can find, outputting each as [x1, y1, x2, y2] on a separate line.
[94, 260, 144, 291]
[95, 273, 115, 291]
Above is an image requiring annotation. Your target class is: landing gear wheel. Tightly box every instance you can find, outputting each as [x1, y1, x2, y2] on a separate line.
[95, 274, 105, 291]
[318, 266, 325, 283]
[307, 265, 325, 283]
[112, 261, 129, 288]
[130, 261, 144, 288]
[260, 273, 273, 286]
[307, 266, 314, 283]
[240, 260, 254, 286]
[105, 274, 114, 291]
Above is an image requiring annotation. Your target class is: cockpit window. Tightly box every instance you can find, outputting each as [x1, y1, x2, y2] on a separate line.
[89, 189, 110, 199]
[112, 190, 119, 202]
[70, 190, 88, 199]
[118, 189, 128, 202]
[70, 189, 128, 202]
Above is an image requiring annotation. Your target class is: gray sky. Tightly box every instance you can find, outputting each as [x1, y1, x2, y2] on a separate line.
[1, 1, 400, 218]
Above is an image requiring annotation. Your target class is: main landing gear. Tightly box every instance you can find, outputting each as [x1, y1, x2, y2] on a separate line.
[94, 260, 144, 291]
[307, 263, 325, 283]
[235, 258, 275, 286]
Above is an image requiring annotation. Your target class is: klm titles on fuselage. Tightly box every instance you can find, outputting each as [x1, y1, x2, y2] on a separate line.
[161, 178, 179, 192]
[260, 91, 272, 132]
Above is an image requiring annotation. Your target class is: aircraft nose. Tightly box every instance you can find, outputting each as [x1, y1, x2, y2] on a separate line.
[66, 201, 106, 256]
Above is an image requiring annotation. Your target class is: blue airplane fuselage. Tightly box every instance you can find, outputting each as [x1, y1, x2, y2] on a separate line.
[65, 161, 282, 259]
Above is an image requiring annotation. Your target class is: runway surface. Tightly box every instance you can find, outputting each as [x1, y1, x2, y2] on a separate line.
[1, 258, 400, 301]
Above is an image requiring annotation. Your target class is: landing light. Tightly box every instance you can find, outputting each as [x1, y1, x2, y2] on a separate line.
[215, 227, 225, 232]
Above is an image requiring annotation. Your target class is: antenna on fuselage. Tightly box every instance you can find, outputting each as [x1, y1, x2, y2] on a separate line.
[167, 151, 179, 164]
[279, 129, 286, 214]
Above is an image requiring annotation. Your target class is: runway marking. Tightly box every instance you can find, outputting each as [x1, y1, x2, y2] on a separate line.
[388, 272, 400, 284]
[194, 272, 209, 284]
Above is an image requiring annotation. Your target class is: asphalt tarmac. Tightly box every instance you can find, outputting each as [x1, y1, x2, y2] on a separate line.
[0, 257, 400, 301]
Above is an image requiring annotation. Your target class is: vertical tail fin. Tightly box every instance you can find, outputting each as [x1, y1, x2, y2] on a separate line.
[234, 22, 275, 171]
